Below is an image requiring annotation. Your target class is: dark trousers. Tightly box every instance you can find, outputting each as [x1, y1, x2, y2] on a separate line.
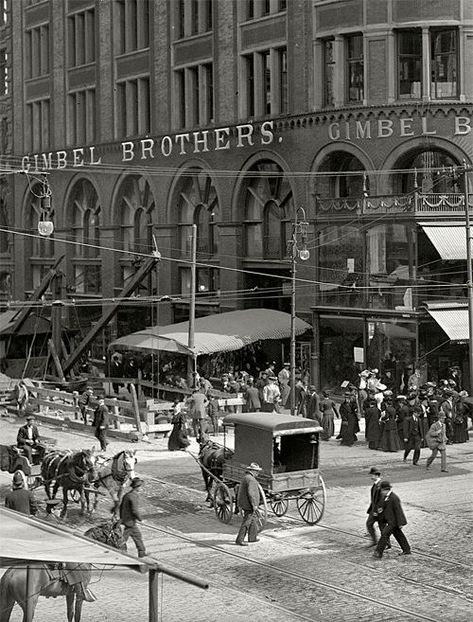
[19, 443, 45, 464]
[80, 407, 88, 424]
[236, 509, 258, 543]
[376, 524, 410, 557]
[123, 524, 146, 557]
[95, 428, 108, 451]
[403, 438, 421, 464]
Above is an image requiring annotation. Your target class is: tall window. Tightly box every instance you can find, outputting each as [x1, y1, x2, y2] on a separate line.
[0, 49, 8, 96]
[323, 39, 335, 107]
[176, 0, 212, 39]
[67, 89, 96, 145]
[245, 0, 286, 20]
[116, 0, 149, 54]
[25, 23, 50, 79]
[174, 63, 214, 128]
[243, 47, 287, 117]
[431, 29, 458, 99]
[346, 34, 363, 102]
[70, 180, 101, 294]
[26, 99, 50, 152]
[116, 77, 150, 137]
[398, 30, 422, 98]
[68, 8, 95, 67]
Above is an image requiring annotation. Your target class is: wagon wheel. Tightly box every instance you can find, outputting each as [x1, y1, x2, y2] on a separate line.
[213, 482, 234, 524]
[270, 494, 289, 517]
[296, 475, 327, 525]
[254, 483, 268, 532]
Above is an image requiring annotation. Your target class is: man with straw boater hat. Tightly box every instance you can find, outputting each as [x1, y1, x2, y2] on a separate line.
[235, 462, 263, 546]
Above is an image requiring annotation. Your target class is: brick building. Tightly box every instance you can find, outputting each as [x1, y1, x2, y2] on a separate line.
[3, 0, 473, 389]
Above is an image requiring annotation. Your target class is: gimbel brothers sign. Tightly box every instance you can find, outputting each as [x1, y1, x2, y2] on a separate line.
[20, 113, 472, 172]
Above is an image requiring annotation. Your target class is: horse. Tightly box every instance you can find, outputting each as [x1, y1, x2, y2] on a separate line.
[88, 450, 137, 515]
[197, 434, 234, 505]
[40, 449, 96, 518]
[0, 522, 124, 622]
[0, 563, 93, 622]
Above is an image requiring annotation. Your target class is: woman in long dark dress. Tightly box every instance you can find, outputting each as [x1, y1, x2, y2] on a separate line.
[452, 398, 469, 443]
[319, 390, 339, 441]
[168, 401, 190, 451]
[365, 398, 382, 450]
[379, 398, 402, 452]
[339, 392, 359, 446]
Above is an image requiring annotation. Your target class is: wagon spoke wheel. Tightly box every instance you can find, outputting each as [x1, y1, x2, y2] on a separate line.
[296, 475, 326, 525]
[213, 482, 234, 524]
[270, 494, 289, 517]
[254, 483, 268, 532]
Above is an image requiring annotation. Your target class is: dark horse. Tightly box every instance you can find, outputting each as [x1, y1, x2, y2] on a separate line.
[41, 449, 96, 518]
[197, 434, 234, 504]
[0, 522, 124, 622]
[0, 564, 92, 622]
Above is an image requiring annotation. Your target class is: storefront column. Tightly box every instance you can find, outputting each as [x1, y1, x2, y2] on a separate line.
[154, 225, 175, 326]
[311, 311, 320, 388]
[218, 223, 243, 310]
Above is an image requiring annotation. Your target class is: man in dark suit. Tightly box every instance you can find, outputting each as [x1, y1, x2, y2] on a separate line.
[17, 415, 45, 464]
[93, 396, 111, 452]
[365, 467, 384, 547]
[5, 471, 38, 515]
[373, 481, 411, 559]
[403, 407, 424, 465]
[119, 477, 147, 557]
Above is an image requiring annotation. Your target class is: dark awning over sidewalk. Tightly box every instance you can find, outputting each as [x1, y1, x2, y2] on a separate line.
[111, 308, 311, 356]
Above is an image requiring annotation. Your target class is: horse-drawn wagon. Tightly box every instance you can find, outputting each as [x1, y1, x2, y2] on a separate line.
[198, 412, 326, 527]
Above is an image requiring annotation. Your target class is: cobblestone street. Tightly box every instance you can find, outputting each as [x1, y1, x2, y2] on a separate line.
[1, 414, 472, 621]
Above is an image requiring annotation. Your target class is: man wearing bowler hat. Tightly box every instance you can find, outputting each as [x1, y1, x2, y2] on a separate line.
[17, 415, 45, 464]
[235, 462, 263, 546]
[373, 481, 411, 559]
[365, 467, 391, 549]
[119, 477, 147, 557]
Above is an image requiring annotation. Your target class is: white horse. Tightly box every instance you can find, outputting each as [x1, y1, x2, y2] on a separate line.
[89, 450, 137, 515]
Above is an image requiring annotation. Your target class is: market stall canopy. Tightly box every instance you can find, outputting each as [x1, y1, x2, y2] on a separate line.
[0, 507, 148, 571]
[419, 223, 466, 260]
[111, 309, 312, 356]
[425, 302, 469, 343]
[0, 309, 51, 336]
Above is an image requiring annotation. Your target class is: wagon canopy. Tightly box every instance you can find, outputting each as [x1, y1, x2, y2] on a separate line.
[223, 412, 322, 436]
[110, 309, 311, 356]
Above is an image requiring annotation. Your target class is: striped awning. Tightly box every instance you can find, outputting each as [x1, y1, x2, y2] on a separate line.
[111, 309, 311, 356]
[420, 224, 466, 260]
[425, 303, 469, 342]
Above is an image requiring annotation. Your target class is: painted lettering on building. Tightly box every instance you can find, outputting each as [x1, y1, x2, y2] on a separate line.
[328, 115, 471, 141]
[20, 122, 275, 172]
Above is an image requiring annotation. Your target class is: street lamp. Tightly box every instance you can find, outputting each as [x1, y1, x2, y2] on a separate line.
[289, 207, 310, 416]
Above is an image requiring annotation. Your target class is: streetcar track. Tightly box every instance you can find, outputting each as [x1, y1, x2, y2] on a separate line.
[145, 473, 472, 570]
[139, 520, 444, 622]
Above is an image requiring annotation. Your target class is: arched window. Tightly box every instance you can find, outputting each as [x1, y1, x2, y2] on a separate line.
[243, 160, 293, 259]
[395, 149, 459, 194]
[69, 179, 101, 293]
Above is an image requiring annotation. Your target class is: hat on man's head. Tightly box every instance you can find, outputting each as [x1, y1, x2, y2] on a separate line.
[26, 415, 35, 422]
[12, 472, 25, 489]
[130, 477, 144, 489]
[369, 467, 381, 475]
[380, 480, 391, 490]
[344, 391, 352, 397]
[284, 362, 290, 366]
[246, 462, 262, 472]
[46, 498, 61, 507]
[269, 375, 277, 381]
[396, 395, 407, 400]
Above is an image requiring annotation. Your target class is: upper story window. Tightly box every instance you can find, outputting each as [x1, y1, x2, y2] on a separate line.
[174, 63, 213, 129]
[177, 0, 212, 39]
[245, 0, 287, 20]
[397, 28, 458, 100]
[346, 34, 363, 102]
[398, 30, 422, 99]
[116, 0, 150, 54]
[0, 49, 8, 96]
[68, 7, 95, 67]
[242, 47, 287, 118]
[67, 88, 96, 145]
[26, 98, 50, 152]
[431, 29, 458, 99]
[25, 23, 50, 79]
[116, 76, 150, 138]
[322, 39, 335, 107]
